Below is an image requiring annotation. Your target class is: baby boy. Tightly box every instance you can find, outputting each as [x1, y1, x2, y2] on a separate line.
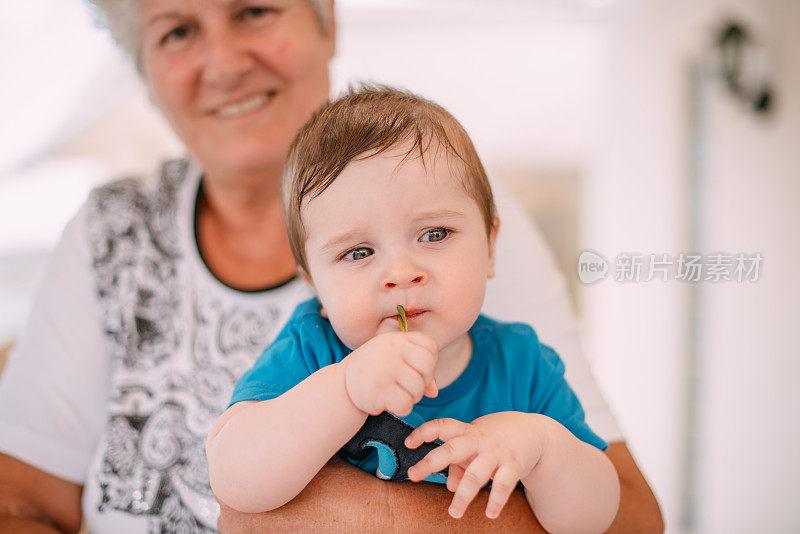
[206, 87, 620, 532]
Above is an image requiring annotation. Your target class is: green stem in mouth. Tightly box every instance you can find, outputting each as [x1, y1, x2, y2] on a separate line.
[397, 305, 408, 332]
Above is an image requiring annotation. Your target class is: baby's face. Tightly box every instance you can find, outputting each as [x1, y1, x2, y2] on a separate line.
[302, 145, 497, 353]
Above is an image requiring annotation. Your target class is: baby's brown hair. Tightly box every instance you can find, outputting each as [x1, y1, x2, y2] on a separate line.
[282, 85, 496, 273]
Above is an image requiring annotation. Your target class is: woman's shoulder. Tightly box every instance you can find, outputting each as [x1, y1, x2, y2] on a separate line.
[86, 158, 193, 256]
[88, 158, 191, 214]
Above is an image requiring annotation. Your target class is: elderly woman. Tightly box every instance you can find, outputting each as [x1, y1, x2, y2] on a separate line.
[0, 0, 661, 532]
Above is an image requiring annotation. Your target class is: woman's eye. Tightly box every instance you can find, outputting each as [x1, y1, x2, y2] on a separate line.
[420, 228, 450, 243]
[162, 25, 194, 44]
[239, 7, 274, 20]
[342, 247, 374, 261]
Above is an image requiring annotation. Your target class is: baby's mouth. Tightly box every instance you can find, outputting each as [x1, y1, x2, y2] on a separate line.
[393, 309, 426, 322]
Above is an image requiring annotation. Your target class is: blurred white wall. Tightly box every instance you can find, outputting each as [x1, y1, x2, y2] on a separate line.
[584, 2, 799, 533]
[582, 2, 690, 528]
[1, 1, 798, 532]
[695, 3, 800, 532]
[332, 1, 605, 171]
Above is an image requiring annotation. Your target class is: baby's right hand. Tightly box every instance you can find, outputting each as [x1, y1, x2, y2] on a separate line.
[343, 332, 439, 416]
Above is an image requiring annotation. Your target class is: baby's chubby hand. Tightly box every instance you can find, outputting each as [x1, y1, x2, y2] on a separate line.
[405, 412, 553, 520]
[342, 331, 439, 417]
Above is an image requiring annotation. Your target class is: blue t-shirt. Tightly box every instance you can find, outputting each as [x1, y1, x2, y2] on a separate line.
[230, 298, 607, 477]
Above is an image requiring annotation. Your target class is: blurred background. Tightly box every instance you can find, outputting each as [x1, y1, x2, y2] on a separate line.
[1, 0, 798, 532]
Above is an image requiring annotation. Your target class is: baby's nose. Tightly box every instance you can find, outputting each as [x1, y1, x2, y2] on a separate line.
[382, 260, 427, 289]
[384, 274, 425, 289]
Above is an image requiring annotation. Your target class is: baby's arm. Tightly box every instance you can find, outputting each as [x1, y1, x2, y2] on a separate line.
[521, 418, 619, 533]
[206, 331, 438, 513]
[406, 413, 619, 533]
[206, 362, 364, 513]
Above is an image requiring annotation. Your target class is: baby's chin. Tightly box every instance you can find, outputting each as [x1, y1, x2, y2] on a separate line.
[337, 318, 426, 351]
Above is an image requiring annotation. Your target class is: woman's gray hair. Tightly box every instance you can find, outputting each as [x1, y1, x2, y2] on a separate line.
[86, 0, 332, 64]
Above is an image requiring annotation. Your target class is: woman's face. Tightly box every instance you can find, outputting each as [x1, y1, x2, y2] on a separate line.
[140, 0, 334, 178]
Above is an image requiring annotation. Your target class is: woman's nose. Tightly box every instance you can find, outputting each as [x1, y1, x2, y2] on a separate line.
[382, 258, 427, 290]
[202, 31, 255, 89]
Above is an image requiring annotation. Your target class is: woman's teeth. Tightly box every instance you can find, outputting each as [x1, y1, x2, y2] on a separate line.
[216, 92, 273, 117]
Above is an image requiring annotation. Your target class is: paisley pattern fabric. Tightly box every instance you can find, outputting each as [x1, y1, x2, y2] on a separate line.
[83, 160, 308, 532]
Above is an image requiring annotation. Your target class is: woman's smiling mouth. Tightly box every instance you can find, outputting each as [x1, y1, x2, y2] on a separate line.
[212, 90, 278, 118]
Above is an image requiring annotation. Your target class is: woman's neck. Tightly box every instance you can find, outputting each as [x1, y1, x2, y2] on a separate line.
[200, 166, 283, 228]
[196, 170, 298, 290]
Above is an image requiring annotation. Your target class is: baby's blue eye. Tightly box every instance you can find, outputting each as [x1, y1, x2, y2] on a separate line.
[343, 247, 374, 261]
[420, 228, 449, 242]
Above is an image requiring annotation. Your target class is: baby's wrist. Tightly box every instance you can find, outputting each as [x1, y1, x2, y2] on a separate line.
[337, 360, 368, 416]
[521, 413, 561, 484]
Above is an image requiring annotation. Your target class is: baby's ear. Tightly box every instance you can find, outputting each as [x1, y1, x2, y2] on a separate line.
[487, 217, 500, 279]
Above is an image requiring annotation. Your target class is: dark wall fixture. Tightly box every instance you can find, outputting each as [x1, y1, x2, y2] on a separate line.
[717, 21, 774, 115]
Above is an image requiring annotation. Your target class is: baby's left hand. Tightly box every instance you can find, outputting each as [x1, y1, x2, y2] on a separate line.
[405, 412, 553, 519]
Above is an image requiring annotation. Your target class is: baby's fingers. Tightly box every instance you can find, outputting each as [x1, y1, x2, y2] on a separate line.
[485, 462, 522, 519]
[394, 366, 426, 403]
[449, 455, 498, 519]
[447, 464, 465, 492]
[423, 379, 438, 398]
[405, 418, 468, 449]
[384, 388, 415, 417]
[407, 434, 477, 482]
[403, 331, 438, 355]
[402, 343, 437, 388]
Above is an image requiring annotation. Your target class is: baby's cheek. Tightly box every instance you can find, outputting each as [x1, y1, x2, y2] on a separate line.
[452, 267, 488, 299]
[332, 305, 376, 350]
[447, 269, 488, 323]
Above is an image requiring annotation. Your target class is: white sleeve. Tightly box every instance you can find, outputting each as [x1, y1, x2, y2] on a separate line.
[0, 203, 110, 484]
[482, 178, 624, 443]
